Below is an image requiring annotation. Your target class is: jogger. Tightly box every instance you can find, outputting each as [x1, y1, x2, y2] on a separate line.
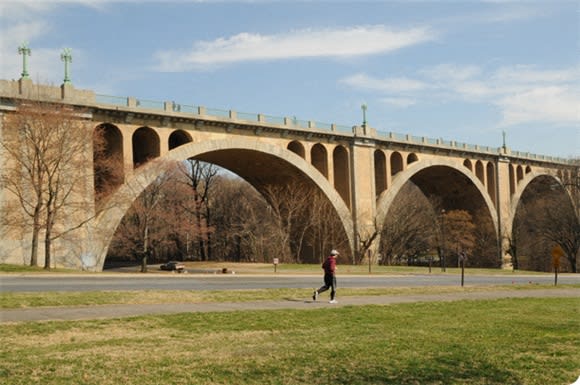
[313, 249, 339, 303]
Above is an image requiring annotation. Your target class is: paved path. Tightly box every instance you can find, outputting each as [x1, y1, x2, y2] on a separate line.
[2, 288, 578, 323]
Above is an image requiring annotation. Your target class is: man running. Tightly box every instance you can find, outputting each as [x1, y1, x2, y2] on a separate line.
[313, 249, 338, 304]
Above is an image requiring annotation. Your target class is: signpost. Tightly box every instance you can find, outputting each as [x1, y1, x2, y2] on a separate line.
[273, 258, 279, 273]
[459, 251, 466, 287]
[551, 245, 564, 286]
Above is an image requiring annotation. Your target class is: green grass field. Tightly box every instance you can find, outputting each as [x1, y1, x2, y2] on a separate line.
[2, 263, 578, 384]
[2, 297, 579, 385]
[2, 284, 578, 309]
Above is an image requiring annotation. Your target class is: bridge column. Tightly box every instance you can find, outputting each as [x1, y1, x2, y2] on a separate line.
[120, 124, 135, 180]
[349, 132, 378, 263]
[326, 147, 335, 187]
[496, 155, 513, 269]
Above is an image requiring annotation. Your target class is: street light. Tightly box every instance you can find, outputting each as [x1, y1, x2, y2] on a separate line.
[61, 48, 72, 84]
[18, 43, 31, 79]
[361, 104, 367, 131]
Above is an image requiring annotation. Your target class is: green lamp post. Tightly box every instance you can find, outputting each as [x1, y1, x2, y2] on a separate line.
[18, 43, 31, 79]
[61, 48, 72, 84]
[361, 103, 367, 129]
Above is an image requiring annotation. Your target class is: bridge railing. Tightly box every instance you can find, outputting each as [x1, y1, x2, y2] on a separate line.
[93, 93, 575, 165]
[263, 114, 286, 126]
[136, 99, 164, 111]
[95, 94, 127, 107]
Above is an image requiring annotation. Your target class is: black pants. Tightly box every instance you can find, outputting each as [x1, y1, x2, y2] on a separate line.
[317, 274, 336, 300]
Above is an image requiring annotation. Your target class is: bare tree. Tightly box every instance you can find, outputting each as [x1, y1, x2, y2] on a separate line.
[209, 176, 277, 262]
[512, 175, 579, 272]
[307, 190, 350, 264]
[260, 180, 314, 262]
[380, 182, 435, 265]
[92, 125, 124, 204]
[1, 101, 96, 269]
[441, 209, 477, 266]
[180, 160, 218, 261]
[110, 161, 179, 272]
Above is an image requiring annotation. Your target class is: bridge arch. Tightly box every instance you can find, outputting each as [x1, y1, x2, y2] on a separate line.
[506, 171, 575, 239]
[90, 138, 354, 271]
[132, 126, 160, 167]
[390, 152, 403, 176]
[311, 143, 328, 178]
[93, 123, 124, 194]
[287, 140, 305, 158]
[168, 129, 192, 150]
[506, 171, 578, 271]
[475, 160, 484, 184]
[486, 162, 496, 205]
[374, 150, 387, 197]
[333, 145, 351, 208]
[463, 159, 473, 171]
[376, 158, 499, 256]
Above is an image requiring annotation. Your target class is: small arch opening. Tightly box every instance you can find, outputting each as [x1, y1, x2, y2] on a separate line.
[169, 130, 192, 150]
[287, 140, 305, 158]
[132, 126, 160, 168]
[463, 159, 473, 171]
[390, 152, 403, 176]
[407, 153, 418, 165]
[311, 143, 328, 178]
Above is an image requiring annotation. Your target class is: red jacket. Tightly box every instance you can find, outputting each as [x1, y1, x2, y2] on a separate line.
[322, 256, 336, 275]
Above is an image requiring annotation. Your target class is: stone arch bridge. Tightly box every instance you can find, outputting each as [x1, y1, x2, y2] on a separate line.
[0, 80, 577, 271]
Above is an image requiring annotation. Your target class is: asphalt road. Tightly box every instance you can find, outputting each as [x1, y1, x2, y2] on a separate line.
[2, 273, 579, 292]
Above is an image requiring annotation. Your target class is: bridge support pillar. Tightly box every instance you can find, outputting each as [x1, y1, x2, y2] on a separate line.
[349, 135, 379, 264]
[496, 155, 514, 269]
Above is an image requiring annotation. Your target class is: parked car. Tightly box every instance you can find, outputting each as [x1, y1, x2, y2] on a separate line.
[159, 261, 186, 272]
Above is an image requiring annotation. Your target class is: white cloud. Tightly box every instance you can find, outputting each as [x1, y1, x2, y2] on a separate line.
[1, 47, 65, 83]
[0, 0, 111, 18]
[0, 2, 54, 20]
[0, 1, 96, 82]
[478, 5, 545, 24]
[380, 97, 416, 108]
[420, 63, 481, 82]
[343, 64, 580, 129]
[154, 25, 435, 71]
[492, 65, 580, 84]
[0, 20, 50, 50]
[497, 86, 580, 127]
[341, 73, 428, 93]
[0, 20, 54, 80]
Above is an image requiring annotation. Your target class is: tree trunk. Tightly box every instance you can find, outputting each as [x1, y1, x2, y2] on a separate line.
[43, 208, 55, 270]
[141, 221, 149, 273]
[30, 208, 41, 266]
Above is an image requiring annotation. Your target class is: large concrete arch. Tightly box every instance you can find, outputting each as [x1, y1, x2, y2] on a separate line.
[89, 138, 354, 271]
[505, 171, 576, 238]
[376, 158, 499, 236]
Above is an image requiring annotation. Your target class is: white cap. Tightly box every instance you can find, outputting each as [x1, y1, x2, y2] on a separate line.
[330, 250, 339, 256]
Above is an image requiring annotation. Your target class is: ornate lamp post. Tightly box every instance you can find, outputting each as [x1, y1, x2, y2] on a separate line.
[361, 103, 367, 129]
[502, 130, 507, 152]
[61, 48, 72, 84]
[18, 43, 31, 79]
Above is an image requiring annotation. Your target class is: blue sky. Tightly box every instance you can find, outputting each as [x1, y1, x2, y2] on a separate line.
[1, 0, 578, 158]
